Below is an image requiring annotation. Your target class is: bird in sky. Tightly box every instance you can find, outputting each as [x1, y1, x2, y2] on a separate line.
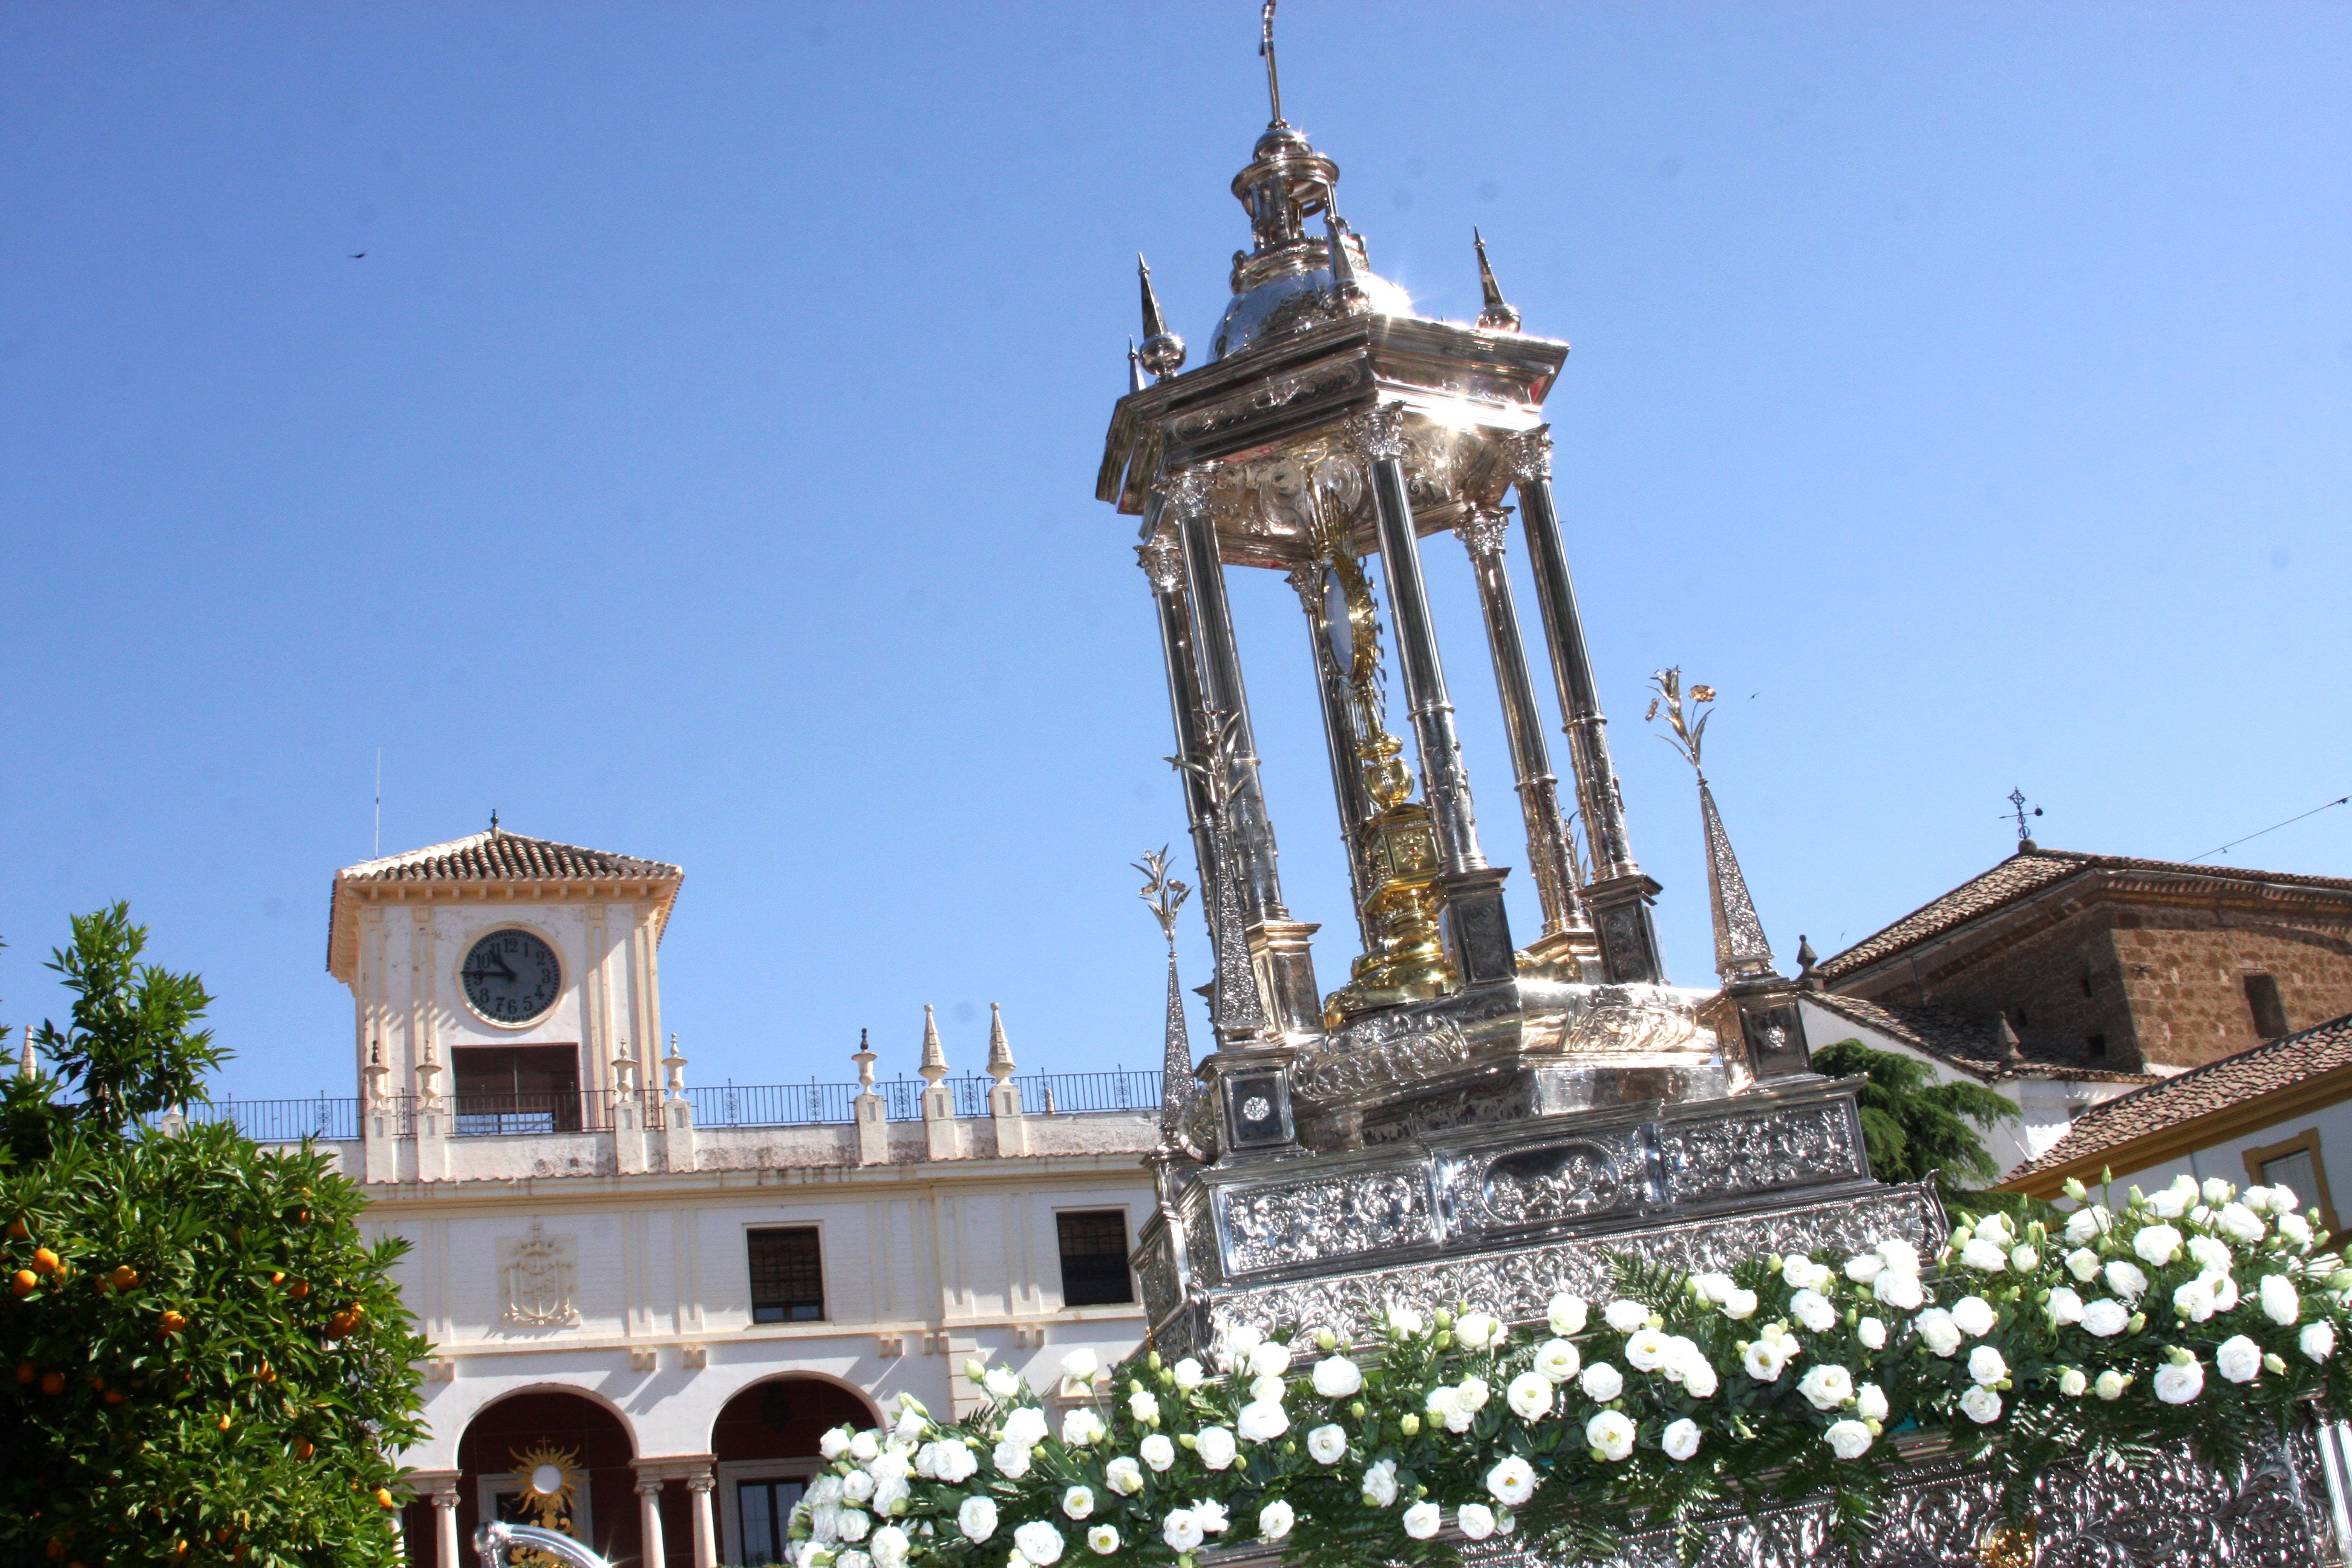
[349, 252, 365, 259]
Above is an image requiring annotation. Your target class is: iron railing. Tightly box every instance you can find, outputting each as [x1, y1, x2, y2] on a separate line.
[179, 1068, 1163, 1142]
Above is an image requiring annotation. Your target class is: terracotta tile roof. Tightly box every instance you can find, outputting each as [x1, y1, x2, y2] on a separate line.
[1815, 848, 2352, 984]
[2004, 1011, 2352, 1186]
[337, 829, 680, 886]
[327, 828, 682, 979]
[1805, 991, 2158, 1086]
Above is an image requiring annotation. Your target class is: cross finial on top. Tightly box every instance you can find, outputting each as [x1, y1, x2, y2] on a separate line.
[1259, 1, 1285, 127]
[2007, 788, 2043, 848]
[489, 808, 500, 834]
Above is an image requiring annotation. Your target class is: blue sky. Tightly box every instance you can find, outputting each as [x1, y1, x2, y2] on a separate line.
[2, 3, 2347, 1101]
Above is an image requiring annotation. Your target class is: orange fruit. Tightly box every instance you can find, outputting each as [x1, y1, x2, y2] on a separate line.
[103, 1388, 126, 1405]
[45, 1538, 65, 1562]
[40, 1371, 66, 1396]
[269, 1271, 284, 1285]
[5, 1216, 27, 1239]
[12, 1269, 38, 1297]
[293, 1438, 314, 1460]
[375, 1489, 394, 1509]
[256, 1364, 275, 1383]
[30, 1247, 60, 1275]
[109, 1266, 137, 1290]
[157, 1310, 187, 1336]
[15, 1361, 34, 1384]
[287, 1280, 309, 1300]
[217, 1412, 232, 1430]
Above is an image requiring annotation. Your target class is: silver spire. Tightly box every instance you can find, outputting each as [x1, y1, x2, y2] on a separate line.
[1136, 255, 1187, 381]
[1648, 668, 1778, 982]
[1474, 228, 1521, 332]
[1135, 846, 1198, 1126]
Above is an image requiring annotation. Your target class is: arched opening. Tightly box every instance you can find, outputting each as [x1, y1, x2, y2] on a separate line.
[450, 1389, 639, 1567]
[710, 1377, 877, 1567]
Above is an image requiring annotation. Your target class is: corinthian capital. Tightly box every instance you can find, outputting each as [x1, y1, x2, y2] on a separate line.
[1137, 527, 1184, 592]
[1453, 508, 1511, 561]
[1501, 426, 1553, 482]
[1163, 464, 1215, 519]
[1344, 401, 1408, 461]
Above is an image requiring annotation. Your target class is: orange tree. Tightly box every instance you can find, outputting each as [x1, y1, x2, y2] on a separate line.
[1, 906, 426, 1567]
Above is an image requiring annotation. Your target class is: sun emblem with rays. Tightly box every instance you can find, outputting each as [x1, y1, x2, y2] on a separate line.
[505, 1440, 587, 1552]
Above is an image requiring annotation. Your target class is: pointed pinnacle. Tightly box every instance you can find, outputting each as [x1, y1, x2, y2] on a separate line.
[1137, 256, 1187, 381]
[1474, 227, 1521, 333]
[1128, 336, 1147, 394]
[986, 1002, 1017, 1082]
[919, 1002, 948, 1083]
[1325, 212, 1370, 315]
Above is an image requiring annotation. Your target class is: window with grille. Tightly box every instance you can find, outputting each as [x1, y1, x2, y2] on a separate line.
[1057, 1210, 1134, 1307]
[748, 1227, 825, 1323]
[2245, 973, 2289, 1039]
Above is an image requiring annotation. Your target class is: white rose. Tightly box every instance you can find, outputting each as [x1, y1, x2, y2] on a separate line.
[2216, 1204, 2265, 1246]
[2047, 1287, 2085, 1325]
[1362, 1458, 1400, 1508]
[1139, 1434, 1175, 1472]
[1457, 1310, 1506, 1351]
[1743, 1338, 1792, 1382]
[1723, 1287, 1763, 1319]
[1604, 1299, 1651, 1333]
[1625, 1328, 1671, 1371]
[1256, 1501, 1294, 1543]
[2261, 1273, 2301, 1325]
[2011, 1246, 2040, 1272]
[1783, 1256, 1833, 1292]
[2065, 1207, 2111, 1245]
[1402, 1501, 1442, 1540]
[2154, 1357, 2205, 1404]
[1458, 1503, 1498, 1539]
[1172, 1357, 1205, 1391]
[1856, 1382, 1889, 1423]
[1060, 1408, 1106, 1447]
[1581, 1361, 1624, 1401]
[1662, 1417, 1702, 1462]
[1586, 1409, 1637, 1462]
[1224, 1322, 1263, 1358]
[1103, 1457, 1143, 1497]
[841, 1471, 877, 1504]
[1873, 1272, 1924, 1312]
[1692, 1272, 1737, 1304]
[1486, 1455, 1537, 1506]
[1507, 1370, 1555, 1421]
[1455, 1376, 1490, 1414]
[1858, 1316, 1889, 1350]
[991, 1440, 1031, 1479]
[871, 1476, 909, 1517]
[1825, 1419, 1874, 1459]
[1387, 1304, 1427, 1338]
[1002, 1406, 1049, 1448]
[2174, 1276, 2216, 1323]
[1958, 1385, 2004, 1423]
[1679, 1353, 1720, 1400]
[1237, 1399, 1289, 1443]
[1967, 1345, 2008, 1387]
[942, 1442, 981, 1485]
[1844, 1253, 1886, 1284]
[1194, 1425, 1237, 1470]
[1975, 1212, 2015, 1248]
[2209, 1271, 2242, 1313]
[1790, 1289, 1837, 1334]
[1060, 1486, 1095, 1522]
[807, 1476, 844, 1508]
[849, 1432, 880, 1463]
[1085, 1526, 1119, 1557]
[1960, 1240, 2009, 1273]
[835, 1511, 869, 1544]
[2304, 1321, 2337, 1363]
[1305, 1423, 1348, 1465]
[2187, 1234, 2233, 1275]
[2058, 1368, 2088, 1397]
[1951, 1295, 1998, 1339]
[868, 1528, 909, 1568]
[1312, 1355, 1362, 1398]
[2216, 1333, 2263, 1383]
[1128, 1391, 1160, 1425]
[836, 1552, 871, 1568]
[1878, 1238, 1923, 1276]
[1189, 1500, 1227, 1536]
[2066, 1248, 2102, 1282]
[983, 1366, 1022, 1400]
[1160, 1511, 1202, 1553]
[2134, 1225, 2183, 1268]
[1061, 1348, 1099, 1382]
[1424, 1384, 1459, 1423]
[2280, 1212, 2315, 1247]
[820, 1428, 854, 1461]
[2204, 1177, 2235, 1206]
[2094, 1368, 2129, 1400]
[1547, 1293, 1589, 1336]
[2080, 1298, 2131, 1338]
[2105, 1261, 2149, 1301]
[2148, 1187, 2190, 1220]
[1535, 1338, 1581, 1383]
[1249, 1374, 1284, 1404]
[2244, 1186, 2277, 1215]
[1914, 1309, 1962, 1357]
[1797, 1363, 1854, 1410]
[1247, 1339, 1292, 1380]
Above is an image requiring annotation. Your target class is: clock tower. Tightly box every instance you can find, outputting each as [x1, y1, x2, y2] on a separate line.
[326, 822, 685, 1183]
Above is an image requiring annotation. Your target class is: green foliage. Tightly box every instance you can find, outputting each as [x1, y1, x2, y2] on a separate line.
[1814, 1037, 2019, 1203]
[1, 906, 426, 1567]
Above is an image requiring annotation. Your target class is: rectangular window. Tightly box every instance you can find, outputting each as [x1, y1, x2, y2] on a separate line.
[2244, 973, 2289, 1039]
[739, 1477, 805, 1567]
[2262, 1148, 2319, 1201]
[451, 1045, 583, 1134]
[748, 1228, 825, 1324]
[1057, 1210, 1134, 1307]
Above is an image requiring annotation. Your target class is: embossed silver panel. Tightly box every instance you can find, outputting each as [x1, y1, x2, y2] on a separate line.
[1215, 1167, 1437, 1277]
[1660, 1099, 1864, 1205]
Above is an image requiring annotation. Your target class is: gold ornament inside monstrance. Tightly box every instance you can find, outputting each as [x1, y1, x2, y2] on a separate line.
[1305, 490, 1455, 1027]
[504, 1441, 587, 1562]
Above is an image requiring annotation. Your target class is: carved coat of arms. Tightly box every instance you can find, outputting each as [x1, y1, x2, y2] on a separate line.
[500, 1223, 579, 1327]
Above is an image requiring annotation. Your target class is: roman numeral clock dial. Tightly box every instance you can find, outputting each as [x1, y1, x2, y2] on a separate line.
[460, 930, 561, 1025]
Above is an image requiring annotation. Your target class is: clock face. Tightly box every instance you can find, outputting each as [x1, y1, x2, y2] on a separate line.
[460, 929, 561, 1025]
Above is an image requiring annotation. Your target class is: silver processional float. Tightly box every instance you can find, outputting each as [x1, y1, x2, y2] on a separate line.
[475, 1520, 613, 1568]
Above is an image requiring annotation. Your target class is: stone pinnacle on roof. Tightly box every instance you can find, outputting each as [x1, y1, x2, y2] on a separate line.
[1995, 1016, 2023, 1063]
[919, 1004, 949, 1086]
[986, 1003, 1016, 1085]
[853, 1028, 877, 1091]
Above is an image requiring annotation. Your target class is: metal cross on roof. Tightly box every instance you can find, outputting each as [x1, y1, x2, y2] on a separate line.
[2007, 788, 2043, 846]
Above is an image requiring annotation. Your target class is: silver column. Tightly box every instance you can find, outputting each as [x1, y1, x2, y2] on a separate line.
[1168, 467, 1289, 924]
[1285, 561, 1377, 950]
[1352, 403, 1517, 987]
[1505, 426, 1666, 984]
[1454, 507, 1590, 945]
[1140, 511, 1231, 963]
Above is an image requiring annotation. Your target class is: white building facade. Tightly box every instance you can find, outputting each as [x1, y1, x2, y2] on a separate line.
[271, 828, 1164, 1568]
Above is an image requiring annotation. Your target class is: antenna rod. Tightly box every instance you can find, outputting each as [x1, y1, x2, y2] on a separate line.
[1259, 0, 1284, 127]
[373, 748, 382, 857]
